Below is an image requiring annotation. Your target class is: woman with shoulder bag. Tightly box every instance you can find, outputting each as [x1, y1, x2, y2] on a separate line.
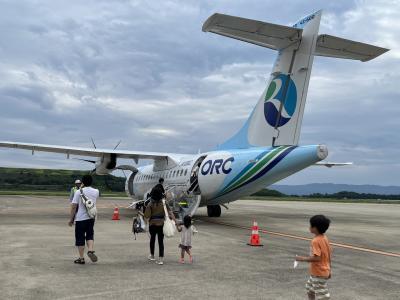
[144, 181, 175, 265]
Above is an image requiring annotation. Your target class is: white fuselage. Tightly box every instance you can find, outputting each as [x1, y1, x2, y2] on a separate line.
[126, 145, 328, 209]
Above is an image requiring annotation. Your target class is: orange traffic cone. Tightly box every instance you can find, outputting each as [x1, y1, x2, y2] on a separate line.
[112, 207, 120, 220]
[247, 220, 263, 247]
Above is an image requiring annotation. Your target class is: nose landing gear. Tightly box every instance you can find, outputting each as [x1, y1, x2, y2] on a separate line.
[207, 205, 221, 217]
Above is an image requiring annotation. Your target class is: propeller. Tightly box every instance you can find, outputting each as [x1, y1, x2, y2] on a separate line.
[75, 139, 129, 179]
[90, 137, 97, 149]
[114, 140, 122, 150]
[75, 158, 96, 164]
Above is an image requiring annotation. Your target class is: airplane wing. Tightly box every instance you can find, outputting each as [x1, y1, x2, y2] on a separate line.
[314, 162, 353, 168]
[315, 34, 389, 62]
[202, 13, 302, 50]
[0, 141, 182, 166]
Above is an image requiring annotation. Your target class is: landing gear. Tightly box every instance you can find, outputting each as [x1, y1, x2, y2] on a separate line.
[207, 205, 221, 217]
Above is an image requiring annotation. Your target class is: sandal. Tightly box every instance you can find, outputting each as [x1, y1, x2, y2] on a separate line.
[87, 251, 98, 262]
[74, 258, 85, 264]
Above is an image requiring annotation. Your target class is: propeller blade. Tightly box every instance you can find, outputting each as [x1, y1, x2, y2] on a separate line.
[75, 158, 96, 164]
[90, 137, 97, 149]
[114, 140, 122, 150]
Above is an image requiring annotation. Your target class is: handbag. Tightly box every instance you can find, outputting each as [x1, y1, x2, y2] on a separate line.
[79, 188, 97, 219]
[132, 214, 146, 240]
[162, 199, 175, 238]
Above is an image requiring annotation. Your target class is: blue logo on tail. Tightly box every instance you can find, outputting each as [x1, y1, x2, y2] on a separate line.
[264, 74, 297, 127]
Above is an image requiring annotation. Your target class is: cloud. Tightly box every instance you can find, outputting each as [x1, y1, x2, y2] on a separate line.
[0, 0, 399, 185]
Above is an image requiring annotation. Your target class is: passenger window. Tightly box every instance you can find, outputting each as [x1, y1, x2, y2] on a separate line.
[184, 169, 188, 176]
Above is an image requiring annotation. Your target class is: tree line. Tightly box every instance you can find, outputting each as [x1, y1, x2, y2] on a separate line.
[0, 168, 125, 192]
[1, 167, 399, 200]
[252, 189, 400, 200]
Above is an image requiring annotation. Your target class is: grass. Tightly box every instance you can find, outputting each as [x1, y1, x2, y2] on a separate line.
[0, 190, 127, 197]
[244, 196, 400, 204]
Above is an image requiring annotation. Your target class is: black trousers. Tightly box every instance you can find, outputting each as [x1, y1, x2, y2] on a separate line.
[149, 225, 164, 257]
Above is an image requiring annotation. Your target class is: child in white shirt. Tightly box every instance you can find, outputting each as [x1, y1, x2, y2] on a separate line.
[176, 215, 195, 264]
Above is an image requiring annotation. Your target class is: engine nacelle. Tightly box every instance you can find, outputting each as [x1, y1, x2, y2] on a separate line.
[95, 154, 117, 175]
[125, 171, 137, 198]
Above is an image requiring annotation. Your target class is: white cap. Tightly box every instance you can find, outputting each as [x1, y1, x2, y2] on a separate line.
[75, 179, 82, 184]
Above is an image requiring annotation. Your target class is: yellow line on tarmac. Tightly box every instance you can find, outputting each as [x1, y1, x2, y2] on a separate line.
[203, 219, 400, 258]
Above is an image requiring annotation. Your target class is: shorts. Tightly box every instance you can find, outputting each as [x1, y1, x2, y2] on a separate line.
[179, 244, 192, 251]
[306, 276, 330, 299]
[75, 219, 95, 246]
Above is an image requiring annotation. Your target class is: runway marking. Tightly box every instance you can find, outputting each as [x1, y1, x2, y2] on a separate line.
[202, 219, 400, 258]
[56, 281, 192, 299]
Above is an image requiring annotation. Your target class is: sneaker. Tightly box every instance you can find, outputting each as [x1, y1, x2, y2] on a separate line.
[179, 258, 185, 264]
[189, 255, 193, 264]
[156, 258, 164, 265]
[148, 255, 155, 261]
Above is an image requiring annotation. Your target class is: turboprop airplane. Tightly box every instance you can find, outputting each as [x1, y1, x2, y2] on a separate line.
[0, 10, 388, 218]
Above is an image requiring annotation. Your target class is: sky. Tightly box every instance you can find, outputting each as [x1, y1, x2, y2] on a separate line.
[0, 0, 399, 185]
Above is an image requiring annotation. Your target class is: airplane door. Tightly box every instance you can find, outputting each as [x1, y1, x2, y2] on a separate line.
[187, 156, 207, 195]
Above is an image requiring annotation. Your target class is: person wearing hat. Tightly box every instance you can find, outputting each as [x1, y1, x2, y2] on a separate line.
[69, 179, 82, 202]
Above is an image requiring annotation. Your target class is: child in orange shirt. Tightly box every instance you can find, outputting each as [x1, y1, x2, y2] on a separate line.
[296, 215, 332, 300]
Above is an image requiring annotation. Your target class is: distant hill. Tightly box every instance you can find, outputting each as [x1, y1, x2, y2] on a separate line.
[271, 183, 400, 196]
[0, 167, 125, 192]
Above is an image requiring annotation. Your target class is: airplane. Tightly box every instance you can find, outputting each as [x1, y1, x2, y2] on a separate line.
[0, 10, 388, 218]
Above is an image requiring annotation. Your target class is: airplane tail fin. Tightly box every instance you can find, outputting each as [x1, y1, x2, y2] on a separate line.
[203, 11, 388, 149]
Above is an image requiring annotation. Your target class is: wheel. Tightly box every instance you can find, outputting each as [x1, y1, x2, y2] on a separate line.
[207, 205, 221, 217]
[207, 205, 214, 217]
[213, 205, 221, 217]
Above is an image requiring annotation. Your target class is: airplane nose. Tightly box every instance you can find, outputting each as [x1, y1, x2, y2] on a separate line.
[317, 144, 328, 160]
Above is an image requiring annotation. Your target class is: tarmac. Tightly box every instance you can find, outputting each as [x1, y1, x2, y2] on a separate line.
[0, 196, 399, 299]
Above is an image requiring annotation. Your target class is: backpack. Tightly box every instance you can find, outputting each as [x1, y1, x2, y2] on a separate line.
[132, 215, 146, 239]
[79, 188, 97, 219]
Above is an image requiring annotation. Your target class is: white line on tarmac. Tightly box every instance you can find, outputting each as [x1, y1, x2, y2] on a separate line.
[56, 281, 193, 299]
[203, 219, 400, 258]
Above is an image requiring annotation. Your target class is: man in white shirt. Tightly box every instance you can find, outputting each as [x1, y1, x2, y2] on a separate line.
[68, 175, 99, 264]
